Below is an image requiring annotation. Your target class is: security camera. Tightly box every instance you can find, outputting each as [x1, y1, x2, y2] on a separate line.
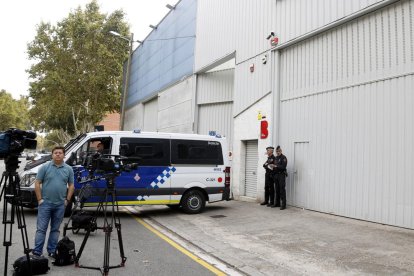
[266, 32, 275, 40]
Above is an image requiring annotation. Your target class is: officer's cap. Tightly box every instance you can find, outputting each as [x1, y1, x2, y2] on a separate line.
[266, 146, 274, 150]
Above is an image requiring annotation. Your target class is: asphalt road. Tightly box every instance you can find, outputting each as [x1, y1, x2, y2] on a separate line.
[0, 158, 219, 276]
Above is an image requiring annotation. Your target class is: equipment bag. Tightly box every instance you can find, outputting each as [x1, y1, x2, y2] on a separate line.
[71, 210, 94, 230]
[13, 254, 49, 275]
[53, 236, 76, 266]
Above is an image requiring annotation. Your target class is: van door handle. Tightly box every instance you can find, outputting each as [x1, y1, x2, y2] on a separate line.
[252, 172, 256, 175]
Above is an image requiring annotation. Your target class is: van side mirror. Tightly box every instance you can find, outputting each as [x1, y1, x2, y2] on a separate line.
[119, 144, 129, 156]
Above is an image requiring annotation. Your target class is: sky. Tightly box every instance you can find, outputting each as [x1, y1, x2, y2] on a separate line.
[0, 0, 177, 99]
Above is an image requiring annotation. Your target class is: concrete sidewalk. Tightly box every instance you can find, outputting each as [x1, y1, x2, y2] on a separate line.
[134, 201, 414, 276]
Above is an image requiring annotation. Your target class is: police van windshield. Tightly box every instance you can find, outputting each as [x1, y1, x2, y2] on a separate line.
[24, 133, 86, 171]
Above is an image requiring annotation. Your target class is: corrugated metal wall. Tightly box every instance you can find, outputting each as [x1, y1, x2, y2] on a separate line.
[234, 54, 271, 116]
[195, 0, 383, 71]
[157, 76, 196, 133]
[280, 0, 414, 101]
[198, 103, 234, 147]
[197, 69, 234, 147]
[197, 69, 234, 104]
[274, 0, 381, 44]
[279, 0, 414, 228]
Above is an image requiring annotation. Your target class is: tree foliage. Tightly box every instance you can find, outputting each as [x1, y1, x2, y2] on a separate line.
[27, 0, 130, 135]
[0, 90, 30, 131]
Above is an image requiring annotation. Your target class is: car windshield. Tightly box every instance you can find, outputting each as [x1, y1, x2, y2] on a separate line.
[24, 133, 87, 171]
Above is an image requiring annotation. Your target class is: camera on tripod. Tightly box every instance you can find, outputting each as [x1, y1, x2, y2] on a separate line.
[0, 129, 38, 276]
[83, 153, 138, 180]
[0, 128, 37, 159]
[66, 153, 137, 274]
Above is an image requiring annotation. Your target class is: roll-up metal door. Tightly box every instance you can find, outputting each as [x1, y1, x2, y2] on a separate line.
[245, 140, 258, 198]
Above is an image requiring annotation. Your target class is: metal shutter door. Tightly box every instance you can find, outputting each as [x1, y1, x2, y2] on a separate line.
[245, 140, 258, 198]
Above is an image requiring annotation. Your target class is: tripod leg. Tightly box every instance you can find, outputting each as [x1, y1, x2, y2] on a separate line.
[13, 202, 32, 275]
[2, 174, 33, 276]
[0, 174, 6, 200]
[102, 190, 113, 275]
[15, 198, 32, 255]
[75, 203, 101, 266]
[2, 190, 13, 276]
[113, 191, 126, 265]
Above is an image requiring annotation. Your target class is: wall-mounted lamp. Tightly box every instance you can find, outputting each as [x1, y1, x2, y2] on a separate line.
[149, 24, 158, 29]
[166, 4, 175, 10]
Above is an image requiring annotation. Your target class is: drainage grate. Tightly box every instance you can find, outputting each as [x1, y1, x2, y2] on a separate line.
[210, 215, 226, 218]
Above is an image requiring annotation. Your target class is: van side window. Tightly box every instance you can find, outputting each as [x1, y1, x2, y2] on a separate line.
[171, 140, 223, 165]
[72, 137, 113, 166]
[120, 138, 170, 166]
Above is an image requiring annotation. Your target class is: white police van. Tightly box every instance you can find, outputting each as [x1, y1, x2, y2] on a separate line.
[20, 130, 231, 214]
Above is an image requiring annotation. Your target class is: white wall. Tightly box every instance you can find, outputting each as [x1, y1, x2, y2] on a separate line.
[197, 69, 234, 104]
[232, 94, 273, 201]
[195, 0, 383, 71]
[157, 76, 196, 133]
[234, 54, 272, 116]
[197, 69, 234, 147]
[143, 98, 158, 132]
[124, 103, 144, 130]
[278, 0, 414, 228]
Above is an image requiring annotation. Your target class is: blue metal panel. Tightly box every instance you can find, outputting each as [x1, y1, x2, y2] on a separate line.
[126, 0, 196, 108]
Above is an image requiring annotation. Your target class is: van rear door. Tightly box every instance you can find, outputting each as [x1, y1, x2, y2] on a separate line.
[170, 139, 226, 202]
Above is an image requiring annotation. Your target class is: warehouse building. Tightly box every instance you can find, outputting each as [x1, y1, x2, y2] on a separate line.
[124, 0, 414, 229]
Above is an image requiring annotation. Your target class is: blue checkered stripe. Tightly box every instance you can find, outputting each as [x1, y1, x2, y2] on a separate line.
[150, 167, 176, 188]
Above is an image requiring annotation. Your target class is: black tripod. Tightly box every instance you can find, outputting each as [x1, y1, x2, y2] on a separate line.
[73, 175, 127, 276]
[0, 155, 32, 276]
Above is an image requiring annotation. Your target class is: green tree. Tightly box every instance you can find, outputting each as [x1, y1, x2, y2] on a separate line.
[27, 0, 130, 135]
[0, 90, 31, 131]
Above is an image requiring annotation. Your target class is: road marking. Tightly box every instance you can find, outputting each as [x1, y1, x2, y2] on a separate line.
[126, 207, 228, 276]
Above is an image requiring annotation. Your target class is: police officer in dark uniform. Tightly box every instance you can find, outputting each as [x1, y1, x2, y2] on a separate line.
[260, 146, 276, 207]
[272, 145, 288, 210]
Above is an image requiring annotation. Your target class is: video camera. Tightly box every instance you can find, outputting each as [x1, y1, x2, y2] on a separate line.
[77, 153, 139, 189]
[0, 128, 37, 159]
[85, 154, 138, 175]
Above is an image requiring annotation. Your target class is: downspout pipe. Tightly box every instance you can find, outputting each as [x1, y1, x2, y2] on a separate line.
[271, 51, 281, 147]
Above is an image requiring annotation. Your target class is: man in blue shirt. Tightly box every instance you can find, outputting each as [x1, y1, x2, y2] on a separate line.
[33, 146, 74, 257]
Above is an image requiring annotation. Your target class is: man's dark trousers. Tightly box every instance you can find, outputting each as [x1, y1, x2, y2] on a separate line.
[274, 173, 286, 208]
[264, 173, 275, 205]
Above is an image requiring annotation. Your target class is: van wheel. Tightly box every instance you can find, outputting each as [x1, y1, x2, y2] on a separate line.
[181, 190, 205, 214]
[64, 200, 73, 217]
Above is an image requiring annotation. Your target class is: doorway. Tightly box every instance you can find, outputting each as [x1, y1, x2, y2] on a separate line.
[244, 140, 258, 198]
[292, 141, 310, 208]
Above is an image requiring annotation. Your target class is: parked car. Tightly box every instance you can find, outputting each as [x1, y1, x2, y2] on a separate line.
[26, 153, 35, 160]
[33, 153, 51, 161]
